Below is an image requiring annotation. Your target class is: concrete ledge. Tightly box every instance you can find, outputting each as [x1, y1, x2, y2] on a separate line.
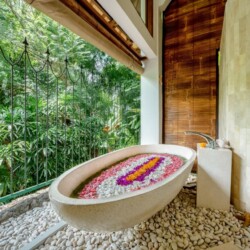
[20, 221, 67, 250]
[0, 189, 49, 223]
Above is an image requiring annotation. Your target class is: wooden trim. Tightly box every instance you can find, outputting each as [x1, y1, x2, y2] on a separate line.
[146, 0, 153, 36]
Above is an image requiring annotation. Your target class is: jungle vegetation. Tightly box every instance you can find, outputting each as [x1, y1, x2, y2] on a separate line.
[0, 0, 140, 197]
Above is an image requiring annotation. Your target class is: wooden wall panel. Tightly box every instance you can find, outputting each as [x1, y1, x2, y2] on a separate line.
[163, 0, 225, 151]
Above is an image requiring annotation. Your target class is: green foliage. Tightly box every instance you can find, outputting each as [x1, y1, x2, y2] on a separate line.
[0, 0, 140, 197]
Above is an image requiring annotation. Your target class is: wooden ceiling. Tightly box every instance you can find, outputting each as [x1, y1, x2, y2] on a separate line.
[59, 0, 146, 66]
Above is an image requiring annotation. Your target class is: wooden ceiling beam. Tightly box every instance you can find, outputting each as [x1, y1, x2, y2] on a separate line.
[79, 0, 143, 58]
[59, 0, 145, 65]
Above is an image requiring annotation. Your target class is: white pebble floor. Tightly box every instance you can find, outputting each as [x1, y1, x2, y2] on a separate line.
[0, 189, 250, 250]
[0, 202, 60, 249]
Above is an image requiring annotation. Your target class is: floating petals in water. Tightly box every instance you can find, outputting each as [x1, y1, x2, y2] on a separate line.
[78, 153, 185, 199]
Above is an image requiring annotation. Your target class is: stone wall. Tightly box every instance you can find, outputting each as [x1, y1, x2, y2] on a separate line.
[219, 0, 250, 212]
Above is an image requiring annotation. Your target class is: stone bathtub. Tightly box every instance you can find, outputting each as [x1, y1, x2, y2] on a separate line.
[49, 144, 196, 232]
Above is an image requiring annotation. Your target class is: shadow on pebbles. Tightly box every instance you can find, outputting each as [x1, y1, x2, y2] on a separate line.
[1, 188, 250, 250]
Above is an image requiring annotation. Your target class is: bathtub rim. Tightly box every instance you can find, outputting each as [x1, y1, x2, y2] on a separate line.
[49, 144, 196, 205]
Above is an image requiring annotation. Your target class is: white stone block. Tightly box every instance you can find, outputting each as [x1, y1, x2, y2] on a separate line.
[197, 145, 232, 211]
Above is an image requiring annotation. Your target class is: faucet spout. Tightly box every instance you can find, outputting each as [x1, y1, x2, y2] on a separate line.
[184, 131, 217, 149]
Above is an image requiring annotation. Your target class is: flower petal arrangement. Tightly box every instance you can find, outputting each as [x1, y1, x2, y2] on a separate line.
[78, 153, 185, 199]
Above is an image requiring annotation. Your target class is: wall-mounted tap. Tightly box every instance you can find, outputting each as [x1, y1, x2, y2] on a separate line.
[184, 131, 217, 149]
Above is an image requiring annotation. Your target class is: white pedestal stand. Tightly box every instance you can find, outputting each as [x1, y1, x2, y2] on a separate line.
[197, 145, 232, 211]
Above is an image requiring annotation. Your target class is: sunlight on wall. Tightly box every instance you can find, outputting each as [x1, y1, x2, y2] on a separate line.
[219, 0, 250, 212]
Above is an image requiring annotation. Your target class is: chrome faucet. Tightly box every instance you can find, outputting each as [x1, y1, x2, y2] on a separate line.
[184, 131, 217, 149]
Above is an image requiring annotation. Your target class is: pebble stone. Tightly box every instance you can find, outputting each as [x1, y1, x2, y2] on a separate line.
[0, 202, 60, 249]
[0, 188, 250, 250]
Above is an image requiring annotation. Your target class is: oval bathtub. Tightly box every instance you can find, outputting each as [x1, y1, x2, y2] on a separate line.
[49, 144, 196, 232]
